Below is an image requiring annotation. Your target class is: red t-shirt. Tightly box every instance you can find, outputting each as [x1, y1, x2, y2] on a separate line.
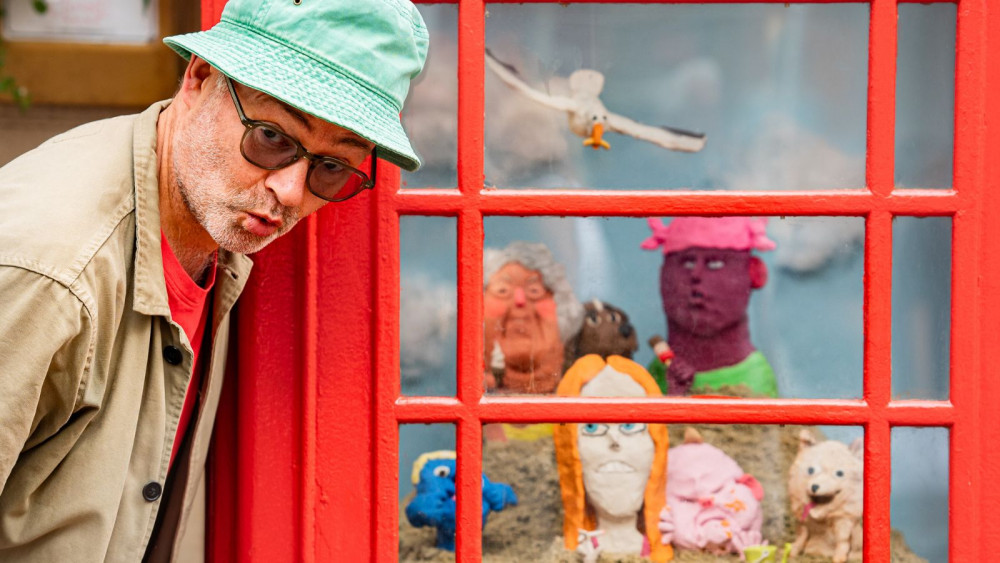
[160, 233, 217, 467]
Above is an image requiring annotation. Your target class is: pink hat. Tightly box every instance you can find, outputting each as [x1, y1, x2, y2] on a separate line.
[640, 217, 775, 255]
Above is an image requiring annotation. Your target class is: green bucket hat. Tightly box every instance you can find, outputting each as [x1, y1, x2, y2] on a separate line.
[164, 0, 428, 172]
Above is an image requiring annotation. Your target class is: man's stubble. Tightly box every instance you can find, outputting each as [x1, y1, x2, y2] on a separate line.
[171, 85, 300, 256]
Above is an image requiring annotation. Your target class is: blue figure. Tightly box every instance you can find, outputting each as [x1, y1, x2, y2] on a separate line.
[405, 450, 518, 551]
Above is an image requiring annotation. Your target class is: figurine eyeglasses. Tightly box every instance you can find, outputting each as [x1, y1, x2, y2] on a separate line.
[225, 76, 376, 202]
[579, 423, 648, 437]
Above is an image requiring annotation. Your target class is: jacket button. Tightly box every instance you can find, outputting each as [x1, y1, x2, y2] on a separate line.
[163, 346, 183, 366]
[142, 482, 162, 502]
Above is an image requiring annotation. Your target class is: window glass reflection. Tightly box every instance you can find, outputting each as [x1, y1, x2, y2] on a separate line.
[399, 424, 457, 557]
[892, 217, 951, 400]
[401, 4, 459, 188]
[892, 427, 949, 562]
[483, 4, 868, 190]
[896, 4, 956, 189]
[398, 424, 929, 562]
[400, 216, 457, 396]
[482, 216, 864, 400]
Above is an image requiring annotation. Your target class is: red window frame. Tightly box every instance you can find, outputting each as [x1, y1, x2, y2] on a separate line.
[205, 0, 1000, 561]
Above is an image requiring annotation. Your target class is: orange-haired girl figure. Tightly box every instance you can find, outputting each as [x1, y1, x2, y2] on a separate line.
[553, 355, 672, 562]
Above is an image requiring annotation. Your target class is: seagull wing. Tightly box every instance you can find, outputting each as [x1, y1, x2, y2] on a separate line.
[606, 111, 707, 153]
[485, 49, 580, 113]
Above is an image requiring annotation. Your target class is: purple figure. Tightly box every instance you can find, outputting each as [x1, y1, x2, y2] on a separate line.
[641, 217, 778, 397]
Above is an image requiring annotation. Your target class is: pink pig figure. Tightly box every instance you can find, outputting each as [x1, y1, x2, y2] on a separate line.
[659, 428, 765, 558]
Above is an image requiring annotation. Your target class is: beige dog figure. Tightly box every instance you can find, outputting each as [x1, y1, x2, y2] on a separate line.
[788, 430, 863, 562]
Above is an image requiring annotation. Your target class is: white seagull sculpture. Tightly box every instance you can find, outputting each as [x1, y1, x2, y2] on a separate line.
[485, 49, 707, 153]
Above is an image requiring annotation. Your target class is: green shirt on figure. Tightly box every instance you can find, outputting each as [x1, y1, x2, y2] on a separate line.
[648, 351, 779, 398]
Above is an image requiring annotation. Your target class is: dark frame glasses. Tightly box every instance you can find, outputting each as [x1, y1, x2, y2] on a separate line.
[225, 76, 376, 202]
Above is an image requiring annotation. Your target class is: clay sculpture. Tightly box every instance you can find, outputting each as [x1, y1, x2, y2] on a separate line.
[788, 430, 863, 563]
[485, 49, 706, 153]
[404, 450, 518, 551]
[641, 217, 779, 397]
[566, 299, 639, 364]
[659, 427, 765, 556]
[554, 355, 672, 562]
[483, 241, 584, 394]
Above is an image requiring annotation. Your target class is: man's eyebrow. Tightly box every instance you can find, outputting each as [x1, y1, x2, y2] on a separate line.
[336, 135, 376, 152]
[274, 101, 373, 151]
[275, 102, 313, 130]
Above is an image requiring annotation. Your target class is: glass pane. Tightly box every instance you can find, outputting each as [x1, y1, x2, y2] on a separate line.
[401, 4, 458, 188]
[483, 216, 864, 399]
[399, 423, 457, 559]
[456, 422, 937, 561]
[484, 4, 867, 190]
[896, 4, 956, 189]
[892, 427, 949, 562]
[892, 217, 951, 400]
[400, 216, 457, 396]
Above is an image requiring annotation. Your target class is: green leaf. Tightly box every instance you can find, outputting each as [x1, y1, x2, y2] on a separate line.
[32, 0, 48, 14]
[14, 87, 31, 111]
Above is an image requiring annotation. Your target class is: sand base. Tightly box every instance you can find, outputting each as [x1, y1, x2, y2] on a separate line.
[400, 422, 927, 563]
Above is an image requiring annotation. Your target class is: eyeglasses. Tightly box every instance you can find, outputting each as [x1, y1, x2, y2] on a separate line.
[225, 76, 376, 202]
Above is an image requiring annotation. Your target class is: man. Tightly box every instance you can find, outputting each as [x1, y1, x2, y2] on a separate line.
[641, 217, 779, 397]
[482, 241, 584, 394]
[0, 0, 427, 560]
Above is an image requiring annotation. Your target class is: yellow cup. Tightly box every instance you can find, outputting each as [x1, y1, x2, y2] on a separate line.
[743, 543, 791, 563]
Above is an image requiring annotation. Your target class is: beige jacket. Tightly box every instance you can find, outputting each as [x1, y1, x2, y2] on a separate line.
[0, 101, 252, 561]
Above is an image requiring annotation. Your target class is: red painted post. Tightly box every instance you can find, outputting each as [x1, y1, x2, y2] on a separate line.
[979, 1, 1000, 557]
[951, 0, 989, 560]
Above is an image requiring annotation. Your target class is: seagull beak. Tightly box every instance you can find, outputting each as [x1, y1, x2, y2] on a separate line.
[582, 123, 611, 150]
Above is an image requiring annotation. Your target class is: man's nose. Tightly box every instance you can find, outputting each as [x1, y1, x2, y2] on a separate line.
[264, 159, 310, 209]
[513, 287, 527, 306]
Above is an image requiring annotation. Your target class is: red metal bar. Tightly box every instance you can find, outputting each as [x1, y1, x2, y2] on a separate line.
[452, 0, 488, 559]
[950, 0, 988, 559]
[867, 0, 896, 197]
[394, 189, 963, 216]
[394, 396, 955, 425]
[373, 163, 403, 562]
[861, 212, 894, 563]
[456, 1, 486, 198]
[862, 0, 897, 558]
[978, 0, 1000, 557]
[453, 207, 486, 561]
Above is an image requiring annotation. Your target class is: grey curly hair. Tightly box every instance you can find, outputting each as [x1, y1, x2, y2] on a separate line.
[483, 241, 584, 343]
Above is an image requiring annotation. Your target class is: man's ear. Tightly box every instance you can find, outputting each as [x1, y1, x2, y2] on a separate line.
[175, 56, 215, 106]
[748, 255, 768, 289]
